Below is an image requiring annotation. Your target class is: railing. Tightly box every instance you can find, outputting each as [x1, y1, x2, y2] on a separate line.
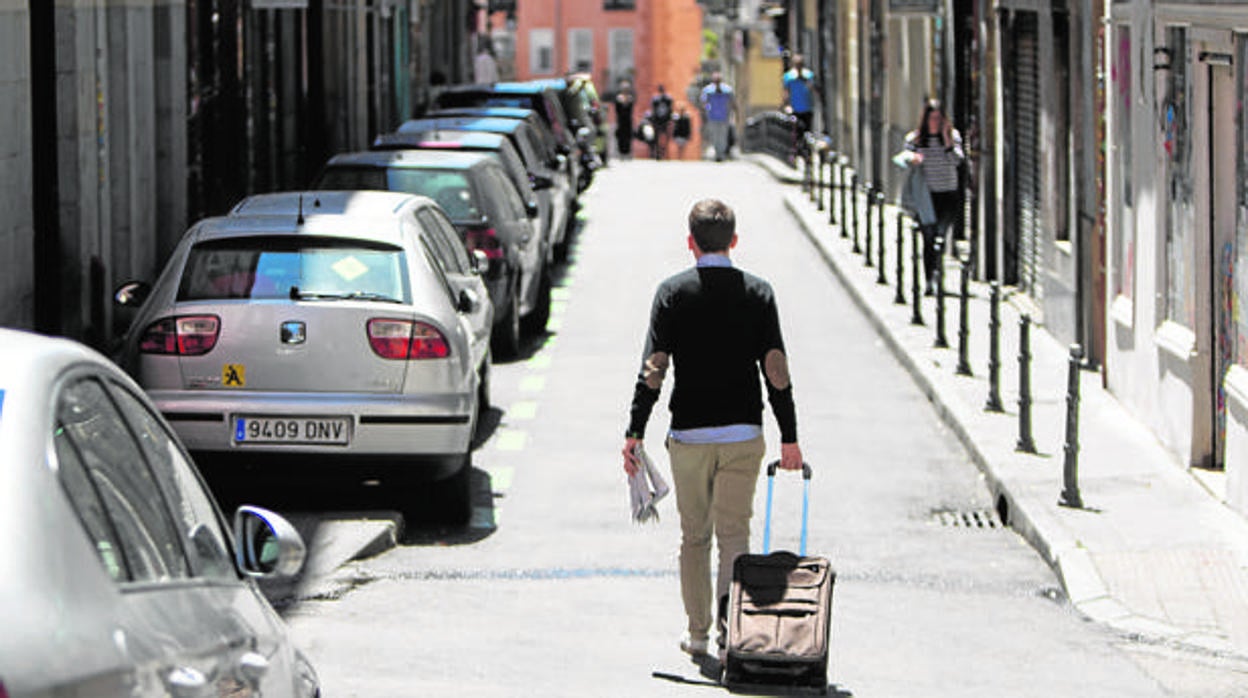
[742, 111, 800, 167]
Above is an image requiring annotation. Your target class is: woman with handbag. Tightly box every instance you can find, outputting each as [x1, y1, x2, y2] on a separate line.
[897, 100, 965, 296]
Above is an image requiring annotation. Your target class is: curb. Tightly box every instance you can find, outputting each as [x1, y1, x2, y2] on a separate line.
[260, 514, 400, 606]
[774, 179, 1248, 661]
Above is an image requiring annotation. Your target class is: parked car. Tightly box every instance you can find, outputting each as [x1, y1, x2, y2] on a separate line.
[395, 116, 577, 260]
[529, 75, 607, 181]
[421, 106, 564, 161]
[372, 129, 566, 266]
[0, 327, 318, 697]
[113, 191, 490, 521]
[314, 150, 550, 356]
[433, 83, 582, 189]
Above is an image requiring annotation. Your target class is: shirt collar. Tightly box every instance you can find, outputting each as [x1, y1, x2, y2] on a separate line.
[697, 253, 733, 268]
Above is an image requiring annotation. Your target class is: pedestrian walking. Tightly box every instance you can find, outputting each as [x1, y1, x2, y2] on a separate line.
[473, 40, 499, 85]
[672, 106, 693, 160]
[700, 72, 736, 162]
[650, 84, 674, 160]
[896, 100, 965, 296]
[622, 199, 805, 658]
[614, 79, 636, 158]
[782, 55, 818, 140]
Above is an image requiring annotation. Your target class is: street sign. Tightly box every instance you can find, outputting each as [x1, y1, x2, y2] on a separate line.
[252, 0, 308, 9]
[889, 0, 940, 13]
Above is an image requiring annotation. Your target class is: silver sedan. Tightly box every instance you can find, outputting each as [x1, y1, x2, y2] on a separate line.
[114, 191, 493, 520]
[0, 328, 316, 697]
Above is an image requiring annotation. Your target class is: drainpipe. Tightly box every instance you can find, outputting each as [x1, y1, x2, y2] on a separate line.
[30, 0, 61, 334]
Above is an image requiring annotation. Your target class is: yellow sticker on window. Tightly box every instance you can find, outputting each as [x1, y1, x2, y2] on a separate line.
[331, 255, 369, 281]
[222, 364, 246, 387]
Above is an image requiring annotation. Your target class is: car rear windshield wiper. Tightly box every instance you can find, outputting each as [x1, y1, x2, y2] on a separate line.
[289, 287, 403, 304]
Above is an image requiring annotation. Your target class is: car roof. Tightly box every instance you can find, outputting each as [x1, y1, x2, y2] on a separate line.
[399, 116, 525, 135]
[492, 81, 558, 95]
[324, 149, 494, 170]
[525, 78, 568, 91]
[0, 328, 110, 391]
[195, 191, 433, 245]
[373, 130, 509, 150]
[426, 106, 537, 120]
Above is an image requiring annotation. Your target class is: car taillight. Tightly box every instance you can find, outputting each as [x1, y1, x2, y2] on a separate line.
[367, 319, 450, 360]
[464, 227, 504, 260]
[138, 315, 220, 356]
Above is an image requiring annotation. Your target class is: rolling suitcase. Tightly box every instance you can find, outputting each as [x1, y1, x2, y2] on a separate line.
[723, 462, 834, 694]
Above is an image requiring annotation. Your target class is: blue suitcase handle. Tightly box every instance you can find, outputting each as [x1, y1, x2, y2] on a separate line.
[762, 461, 812, 556]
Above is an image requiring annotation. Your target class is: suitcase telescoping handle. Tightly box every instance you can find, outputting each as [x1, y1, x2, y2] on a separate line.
[762, 461, 812, 556]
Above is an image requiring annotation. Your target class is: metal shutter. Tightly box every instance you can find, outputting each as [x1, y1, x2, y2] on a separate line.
[1010, 11, 1042, 300]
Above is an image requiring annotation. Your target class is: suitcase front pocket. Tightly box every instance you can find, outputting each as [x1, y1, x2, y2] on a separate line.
[738, 601, 823, 658]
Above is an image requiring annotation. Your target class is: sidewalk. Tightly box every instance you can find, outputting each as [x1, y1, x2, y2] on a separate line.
[750, 153, 1248, 660]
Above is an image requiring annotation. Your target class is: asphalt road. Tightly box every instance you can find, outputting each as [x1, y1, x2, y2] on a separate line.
[271, 160, 1248, 697]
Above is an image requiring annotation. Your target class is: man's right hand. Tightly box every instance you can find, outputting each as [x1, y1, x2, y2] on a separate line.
[622, 437, 643, 476]
[779, 442, 804, 471]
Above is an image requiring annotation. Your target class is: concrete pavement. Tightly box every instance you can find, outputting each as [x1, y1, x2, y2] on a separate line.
[757, 152, 1248, 661]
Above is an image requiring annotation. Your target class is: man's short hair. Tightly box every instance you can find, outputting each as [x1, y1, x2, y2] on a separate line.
[688, 199, 736, 252]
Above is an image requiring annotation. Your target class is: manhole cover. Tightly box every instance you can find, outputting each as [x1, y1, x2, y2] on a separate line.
[932, 509, 1002, 529]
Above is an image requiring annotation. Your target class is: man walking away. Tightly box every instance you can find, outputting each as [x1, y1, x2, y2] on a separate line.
[700, 72, 736, 162]
[614, 79, 636, 158]
[783, 55, 817, 140]
[650, 84, 674, 160]
[622, 199, 805, 658]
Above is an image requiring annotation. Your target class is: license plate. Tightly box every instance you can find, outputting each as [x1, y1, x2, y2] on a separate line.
[233, 416, 351, 445]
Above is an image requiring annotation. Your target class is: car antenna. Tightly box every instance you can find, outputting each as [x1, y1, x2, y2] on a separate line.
[297, 194, 305, 225]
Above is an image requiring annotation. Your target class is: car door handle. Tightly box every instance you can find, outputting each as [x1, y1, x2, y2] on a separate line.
[167, 666, 208, 698]
[239, 651, 270, 686]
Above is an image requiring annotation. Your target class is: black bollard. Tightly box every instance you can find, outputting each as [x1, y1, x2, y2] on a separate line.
[829, 153, 838, 226]
[851, 175, 861, 254]
[985, 282, 1005, 412]
[803, 145, 813, 196]
[910, 224, 924, 326]
[894, 213, 906, 304]
[934, 249, 949, 348]
[815, 147, 825, 212]
[876, 192, 887, 284]
[838, 160, 848, 237]
[1016, 315, 1037, 453]
[956, 258, 973, 375]
[864, 186, 874, 266]
[1060, 344, 1085, 508]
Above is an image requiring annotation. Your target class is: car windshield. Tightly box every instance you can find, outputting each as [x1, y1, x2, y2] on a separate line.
[178, 237, 410, 302]
[318, 167, 483, 222]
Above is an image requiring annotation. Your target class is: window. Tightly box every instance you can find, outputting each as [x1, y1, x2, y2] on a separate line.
[1236, 34, 1248, 368]
[608, 28, 635, 88]
[530, 28, 554, 75]
[1111, 23, 1135, 300]
[489, 167, 528, 222]
[568, 28, 594, 73]
[1163, 26, 1195, 327]
[417, 209, 471, 275]
[53, 378, 189, 583]
[604, 0, 635, 9]
[108, 383, 235, 581]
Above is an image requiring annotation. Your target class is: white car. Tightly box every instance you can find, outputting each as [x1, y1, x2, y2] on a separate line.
[114, 191, 493, 521]
[0, 328, 317, 697]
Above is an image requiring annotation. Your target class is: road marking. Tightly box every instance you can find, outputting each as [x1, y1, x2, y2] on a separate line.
[548, 316, 564, 332]
[495, 429, 528, 451]
[486, 465, 515, 491]
[527, 354, 553, 371]
[552, 287, 572, 301]
[508, 400, 539, 420]
[550, 300, 569, 316]
[519, 375, 546, 393]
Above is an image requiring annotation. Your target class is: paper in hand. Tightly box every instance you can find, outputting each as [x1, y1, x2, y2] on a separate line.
[628, 444, 669, 523]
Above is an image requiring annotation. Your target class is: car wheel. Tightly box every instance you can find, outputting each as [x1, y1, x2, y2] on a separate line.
[491, 277, 522, 358]
[477, 357, 491, 416]
[521, 267, 552, 335]
[555, 216, 575, 262]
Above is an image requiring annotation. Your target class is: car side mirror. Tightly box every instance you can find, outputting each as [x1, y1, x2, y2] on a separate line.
[529, 173, 554, 191]
[114, 281, 151, 308]
[525, 201, 540, 219]
[457, 288, 480, 314]
[470, 249, 489, 274]
[233, 506, 306, 579]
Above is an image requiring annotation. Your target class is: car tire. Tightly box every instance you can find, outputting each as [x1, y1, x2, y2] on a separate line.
[491, 276, 522, 358]
[438, 455, 473, 526]
[554, 216, 575, 263]
[477, 357, 491, 416]
[521, 268, 552, 335]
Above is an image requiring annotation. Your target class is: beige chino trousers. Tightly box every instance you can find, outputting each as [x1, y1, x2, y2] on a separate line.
[666, 435, 766, 639]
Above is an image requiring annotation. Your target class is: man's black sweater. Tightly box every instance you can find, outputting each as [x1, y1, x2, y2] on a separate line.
[627, 264, 798, 442]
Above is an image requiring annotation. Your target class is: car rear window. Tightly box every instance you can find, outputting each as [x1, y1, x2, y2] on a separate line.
[318, 167, 483, 222]
[178, 237, 410, 302]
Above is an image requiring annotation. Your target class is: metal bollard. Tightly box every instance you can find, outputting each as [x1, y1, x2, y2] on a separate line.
[803, 146, 813, 196]
[864, 186, 874, 266]
[1059, 344, 1085, 508]
[956, 259, 973, 375]
[829, 153, 838, 226]
[894, 214, 906, 305]
[985, 282, 1005, 412]
[933, 246, 949, 348]
[815, 147, 825, 212]
[851, 175, 861, 254]
[838, 160, 848, 237]
[876, 192, 887, 284]
[910, 224, 924, 326]
[1016, 315, 1037, 453]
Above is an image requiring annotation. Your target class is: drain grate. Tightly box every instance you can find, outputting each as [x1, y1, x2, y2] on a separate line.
[932, 509, 1002, 529]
